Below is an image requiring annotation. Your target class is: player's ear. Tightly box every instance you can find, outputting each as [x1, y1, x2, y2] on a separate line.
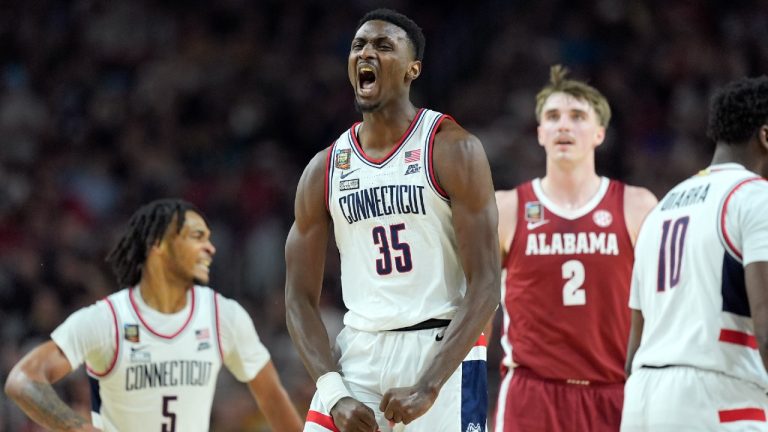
[759, 124, 768, 152]
[406, 60, 421, 81]
[594, 126, 606, 147]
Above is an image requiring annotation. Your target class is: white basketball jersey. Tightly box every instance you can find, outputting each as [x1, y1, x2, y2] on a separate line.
[326, 108, 465, 332]
[87, 286, 223, 432]
[630, 164, 768, 389]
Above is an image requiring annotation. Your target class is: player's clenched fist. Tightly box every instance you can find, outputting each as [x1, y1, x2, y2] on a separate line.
[379, 384, 438, 426]
[331, 397, 378, 432]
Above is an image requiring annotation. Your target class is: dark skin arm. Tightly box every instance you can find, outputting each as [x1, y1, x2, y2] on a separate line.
[4, 340, 100, 432]
[625, 309, 644, 377]
[379, 120, 501, 425]
[285, 150, 377, 432]
[746, 261, 768, 371]
[246, 361, 304, 431]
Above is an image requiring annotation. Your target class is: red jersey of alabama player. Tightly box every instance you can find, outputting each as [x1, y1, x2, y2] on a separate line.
[501, 177, 633, 384]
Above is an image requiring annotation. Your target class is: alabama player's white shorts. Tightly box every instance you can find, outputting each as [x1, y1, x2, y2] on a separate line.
[622, 366, 768, 431]
[304, 325, 488, 432]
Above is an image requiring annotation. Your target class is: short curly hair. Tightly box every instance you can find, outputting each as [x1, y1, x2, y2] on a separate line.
[357, 9, 425, 61]
[707, 76, 768, 145]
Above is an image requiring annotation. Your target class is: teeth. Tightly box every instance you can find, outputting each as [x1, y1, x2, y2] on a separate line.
[360, 66, 374, 74]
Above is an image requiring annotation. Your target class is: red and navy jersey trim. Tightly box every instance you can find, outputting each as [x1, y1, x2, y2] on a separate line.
[425, 114, 453, 201]
[324, 143, 335, 213]
[86, 297, 120, 378]
[348, 108, 426, 168]
[129, 286, 196, 340]
[213, 292, 225, 362]
[719, 177, 765, 261]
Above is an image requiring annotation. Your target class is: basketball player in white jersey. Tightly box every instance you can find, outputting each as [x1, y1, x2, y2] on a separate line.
[285, 8, 500, 432]
[5, 199, 303, 431]
[622, 76, 768, 431]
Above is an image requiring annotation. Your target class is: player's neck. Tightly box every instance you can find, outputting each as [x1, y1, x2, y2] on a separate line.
[138, 268, 191, 314]
[541, 165, 601, 210]
[711, 143, 754, 171]
[359, 101, 418, 155]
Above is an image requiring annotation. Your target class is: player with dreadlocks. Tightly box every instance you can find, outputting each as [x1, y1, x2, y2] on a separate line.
[5, 198, 303, 432]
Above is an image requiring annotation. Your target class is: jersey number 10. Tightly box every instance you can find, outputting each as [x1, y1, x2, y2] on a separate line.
[657, 216, 690, 292]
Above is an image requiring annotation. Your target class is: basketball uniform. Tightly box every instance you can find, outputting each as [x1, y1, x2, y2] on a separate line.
[622, 164, 768, 431]
[304, 108, 487, 432]
[495, 177, 633, 432]
[51, 285, 270, 432]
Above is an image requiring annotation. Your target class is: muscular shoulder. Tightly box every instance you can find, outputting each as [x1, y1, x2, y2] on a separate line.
[432, 118, 490, 199]
[299, 148, 332, 191]
[433, 118, 481, 156]
[294, 147, 333, 222]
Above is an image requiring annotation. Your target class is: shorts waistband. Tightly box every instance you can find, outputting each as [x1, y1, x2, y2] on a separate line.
[389, 319, 451, 331]
[513, 367, 624, 388]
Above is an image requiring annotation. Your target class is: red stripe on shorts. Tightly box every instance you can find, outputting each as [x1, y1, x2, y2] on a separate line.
[719, 408, 766, 423]
[306, 410, 339, 431]
[719, 329, 758, 349]
[475, 333, 487, 347]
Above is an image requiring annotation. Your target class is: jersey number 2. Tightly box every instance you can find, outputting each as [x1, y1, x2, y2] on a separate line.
[372, 223, 412, 275]
[562, 259, 586, 306]
[657, 216, 689, 292]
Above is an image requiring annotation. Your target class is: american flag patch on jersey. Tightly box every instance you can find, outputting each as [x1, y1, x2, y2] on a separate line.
[404, 149, 421, 163]
[195, 328, 210, 340]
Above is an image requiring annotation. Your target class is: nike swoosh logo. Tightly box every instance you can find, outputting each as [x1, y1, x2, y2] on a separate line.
[526, 220, 550, 230]
[130, 346, 147, 352]
[340, 168, 360, 179]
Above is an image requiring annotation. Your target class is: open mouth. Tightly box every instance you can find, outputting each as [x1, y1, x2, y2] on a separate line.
[358, 65, 377, 93]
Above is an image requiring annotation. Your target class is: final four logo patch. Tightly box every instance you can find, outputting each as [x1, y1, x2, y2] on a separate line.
[525, 201, 544, 222]
[335, 149, 351, 170]
[124, 324, 139, 343]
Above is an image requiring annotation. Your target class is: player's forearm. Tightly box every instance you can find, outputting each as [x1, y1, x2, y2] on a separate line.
[258, 390, 304, 431]
[5, 371, 93, 432]
[286, 296, 338, 381]
[418, 277, 499, 391]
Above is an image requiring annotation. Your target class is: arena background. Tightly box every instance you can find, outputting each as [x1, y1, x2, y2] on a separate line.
[1, 1, 767, 430]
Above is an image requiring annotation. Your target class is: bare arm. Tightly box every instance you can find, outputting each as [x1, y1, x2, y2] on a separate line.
[285, 150, 335, 381]
[496, 189, 518, 262]
[484, 190, 517, 341]
[623, 185, 658, 245]
[381, 120, 501, 424]
[4, 341, 99, 432]
[625, 309, 644, 377]
[247, 361, 303, 431]
[746, 262, 768, 371]
[285, 150, 376, 431]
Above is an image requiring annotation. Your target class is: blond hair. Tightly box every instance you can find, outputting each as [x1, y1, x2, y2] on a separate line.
[535, 65, 611, 127]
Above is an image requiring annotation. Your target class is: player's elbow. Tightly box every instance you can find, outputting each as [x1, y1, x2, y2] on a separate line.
[4, 366, 26, 403]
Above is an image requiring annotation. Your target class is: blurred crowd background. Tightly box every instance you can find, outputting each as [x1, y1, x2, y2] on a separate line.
[1, 0, 767, 430]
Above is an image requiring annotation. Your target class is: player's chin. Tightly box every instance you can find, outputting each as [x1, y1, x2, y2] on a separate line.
[354, 98, 381, 113]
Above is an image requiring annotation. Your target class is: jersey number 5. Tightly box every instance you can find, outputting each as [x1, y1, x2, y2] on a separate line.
[657, 216, 690, 292]
[372, 223, 412, 275]
[562, 259, 586, 306]
[162, 395, 177, 432]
